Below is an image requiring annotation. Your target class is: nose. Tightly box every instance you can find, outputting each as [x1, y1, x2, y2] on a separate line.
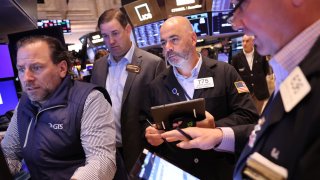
[164, 41, 174, 52]
[23, 69, 35, 82]
[108, 36, 116, 45]
[231, 11, 244, 31]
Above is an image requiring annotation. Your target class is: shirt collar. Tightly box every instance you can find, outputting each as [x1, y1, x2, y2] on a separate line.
[108, 42, 135, 65]
[270, 19, 320, 92]
[173, 54, 202, 80]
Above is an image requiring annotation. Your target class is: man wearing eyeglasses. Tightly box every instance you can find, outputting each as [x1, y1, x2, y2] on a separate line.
[142, 16, 259, 179]
[162, 0, 320, 179]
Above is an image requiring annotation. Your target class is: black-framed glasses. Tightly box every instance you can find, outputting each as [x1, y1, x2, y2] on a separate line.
[225, 0, 246, 24]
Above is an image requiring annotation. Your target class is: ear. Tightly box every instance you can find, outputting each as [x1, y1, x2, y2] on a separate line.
[191, 32, 197, 46]
[58, 60, 68, 78]
[125, 24, 132, 35]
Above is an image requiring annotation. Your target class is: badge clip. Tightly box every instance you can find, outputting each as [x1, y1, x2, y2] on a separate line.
[126, 64, 141, 74]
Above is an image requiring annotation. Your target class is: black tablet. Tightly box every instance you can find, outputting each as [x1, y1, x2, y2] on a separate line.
[130, 149, 200, 180]
[150, 98, 206, 130]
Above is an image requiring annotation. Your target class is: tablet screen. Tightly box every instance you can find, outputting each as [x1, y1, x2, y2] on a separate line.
[131, 149, 200, 180]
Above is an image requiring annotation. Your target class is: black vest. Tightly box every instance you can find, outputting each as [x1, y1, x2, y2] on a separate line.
[17, 76, 110, 180]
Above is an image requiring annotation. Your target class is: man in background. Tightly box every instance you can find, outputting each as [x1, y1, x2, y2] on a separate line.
[232, 35, 271, 114]
[1, 35, 116, 179]
[90, 8, 166, 178]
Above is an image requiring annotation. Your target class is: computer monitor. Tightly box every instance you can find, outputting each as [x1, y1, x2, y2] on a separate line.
[133, 20, 164, 48]
[165, 0, 210, 18]
[212, 10, 243, 37]
[217, 52, 229, 63]
[0, 80, 19, 115]
[87, 31, 104, 47]
[37, 19, 71, 34]
[0, 44, 14, 79]
[211, 0, 233, 11]
[185, 13, 210, 38]
[123, 0, 164, 27]
[130, 149, 200, 180]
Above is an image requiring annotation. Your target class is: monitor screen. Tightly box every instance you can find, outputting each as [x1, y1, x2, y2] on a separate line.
[0, 44, 14, 79]
[0, 80, 19, 115]
[131, 149, 200, 180]
[212, 11, 243, 37]
[217, 52, 229, 63]
[211, 0, 233, 11]
[86, 31, 104, 47]
[37, 19, 71, 34]
[185, 13, 210, 38]
[165, 0, 210, 17]
[123, 0, 164, 27]
[133, 20, 164, 48]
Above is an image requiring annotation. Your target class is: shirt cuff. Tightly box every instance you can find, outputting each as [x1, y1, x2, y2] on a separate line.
[214, 127, 235, 153]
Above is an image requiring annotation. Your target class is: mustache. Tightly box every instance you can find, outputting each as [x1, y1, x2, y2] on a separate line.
[166, 51, 180, 58]
[23, 82, 36, 88]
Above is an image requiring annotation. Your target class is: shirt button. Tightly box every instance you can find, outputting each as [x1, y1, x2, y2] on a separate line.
[194, 158, 199, 163]
[251, 74, 253, 76]
[251, 83, 254, 86]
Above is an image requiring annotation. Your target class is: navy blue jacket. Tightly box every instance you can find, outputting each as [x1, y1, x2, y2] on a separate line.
[17, 76, 110, 180]
[234, 37, 320, 179]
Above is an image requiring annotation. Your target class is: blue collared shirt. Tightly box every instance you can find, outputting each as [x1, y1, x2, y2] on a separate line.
[173, 54, 202, 100]
[106, 42, 135, 146]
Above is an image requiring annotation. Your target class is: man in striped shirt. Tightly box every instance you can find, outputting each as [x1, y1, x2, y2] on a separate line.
[1, 35, 116, 180]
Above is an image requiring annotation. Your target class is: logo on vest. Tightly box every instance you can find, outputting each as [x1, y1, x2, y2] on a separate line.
[48, 123, 63, 130]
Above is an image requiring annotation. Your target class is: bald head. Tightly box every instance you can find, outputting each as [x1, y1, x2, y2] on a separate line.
[161, 16, 194, 34]
[159, 16, 198, 75]
[242, 35, 255, 53]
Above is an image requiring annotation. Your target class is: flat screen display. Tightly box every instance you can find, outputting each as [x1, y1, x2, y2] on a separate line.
[123, 0, 164, 27]
[0, 44, 14, 78]
[130, 149, 200, 180]
[165, 0, 210, 17]
[212, 10, 243, 37]
[0, 80, 19, 115]
[37, 19, 71, 34]
[133, 20, 164, 48]
[185, 13, 210, 37]
[211, 0, 233, 11]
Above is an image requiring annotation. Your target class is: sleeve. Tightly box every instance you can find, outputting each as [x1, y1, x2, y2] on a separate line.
[71, 90, 116, 180]
[231, 124, 255, 155]
[214, 127, 235, 153]
[1, 104, 23, 175]
[215, 64, 259, 127]
[231, 54, 239, 71]
[154, 57, 166, 77]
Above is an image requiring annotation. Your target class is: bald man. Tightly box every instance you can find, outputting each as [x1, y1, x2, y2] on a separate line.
[232, 35, 270, 114]
[141, 16, 258, 179]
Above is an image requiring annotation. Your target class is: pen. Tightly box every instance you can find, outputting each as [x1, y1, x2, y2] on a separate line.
[176, 127, 193, 140]
[146, 118, 153, 126]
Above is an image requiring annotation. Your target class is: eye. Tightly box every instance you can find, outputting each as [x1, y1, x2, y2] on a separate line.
[171, 37, 179, 44]
[17, 67, 25, 74]
[111, 31, 119, 37]
[31, 65, 42, 72]
[160, 40, 167, 47]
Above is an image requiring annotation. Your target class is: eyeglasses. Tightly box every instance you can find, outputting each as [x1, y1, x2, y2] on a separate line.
[225, 0, 246, 24]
